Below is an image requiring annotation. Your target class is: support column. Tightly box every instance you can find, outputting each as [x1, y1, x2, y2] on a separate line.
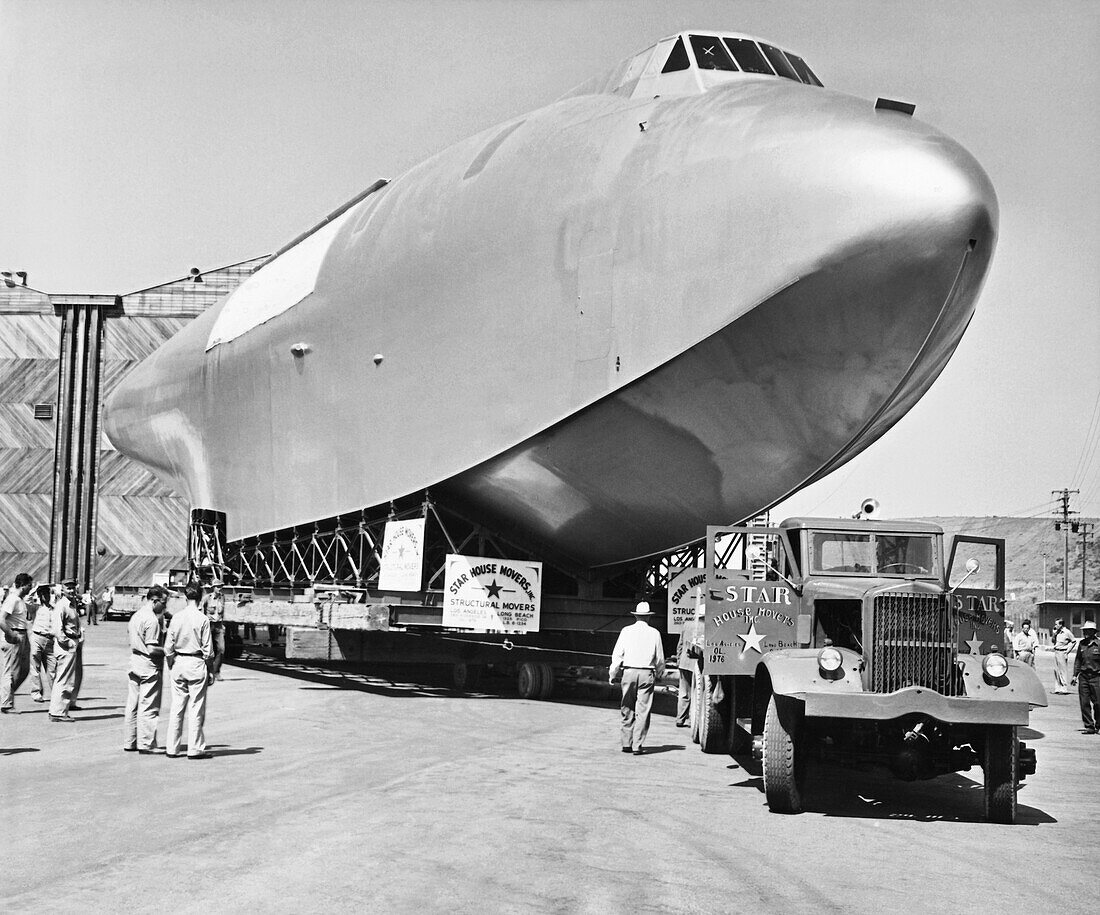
[48, 296, 115, 590]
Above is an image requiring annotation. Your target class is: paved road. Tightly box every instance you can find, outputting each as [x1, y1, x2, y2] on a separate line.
[2, 623, 1096, 914]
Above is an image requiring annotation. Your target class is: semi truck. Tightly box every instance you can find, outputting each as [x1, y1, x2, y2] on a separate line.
[690, 517, 1045, 824]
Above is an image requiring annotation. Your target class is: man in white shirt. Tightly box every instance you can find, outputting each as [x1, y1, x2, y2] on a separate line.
[1013, 619, 1039, 667]
[29, 585, 56, 703]
[1, 572, 35, 713]
[124, 586, 168, 753]
[609, 601, 666, 755]
[165, 582, 215, 759]
[1051, 618, 1076, 694]
[49, 580, 83, 722]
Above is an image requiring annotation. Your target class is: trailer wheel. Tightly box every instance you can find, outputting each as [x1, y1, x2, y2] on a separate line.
[983, 725, 1019, 824]
[517, 661, 543, 700]
[763, 694, 804, 814]
[690, 667, 704, 744]
[536, 662, 555, 700]
[451, 662, 483, 692]
[699, 676, 727, 753]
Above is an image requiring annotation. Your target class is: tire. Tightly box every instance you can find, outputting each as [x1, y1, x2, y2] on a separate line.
[536, 662, 555, 700]
[452, 662, 483, 692]
[763, 694, 804, 814]
[699, 676, 727, 753]
[690, 667, 704, 744]
[983, 724, 1019, 824]
[517, 661, 542, 699]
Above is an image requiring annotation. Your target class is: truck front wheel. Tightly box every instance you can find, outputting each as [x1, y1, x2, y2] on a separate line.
[763, 694, 804, 814]
[983, 725, 1019, 824]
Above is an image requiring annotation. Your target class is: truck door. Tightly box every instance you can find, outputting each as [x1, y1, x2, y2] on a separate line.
[704, 525, 801, 675]
[946, 535, 1006, 656]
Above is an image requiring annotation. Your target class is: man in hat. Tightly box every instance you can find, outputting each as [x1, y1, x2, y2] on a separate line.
[1071, 620, 1100, 734]
[49, 579, 83, 722]
[124, 585, 168, 753]
[674, 589, 706, 728]
[0, 572, 34, 713]
[609, 601, 666, 755]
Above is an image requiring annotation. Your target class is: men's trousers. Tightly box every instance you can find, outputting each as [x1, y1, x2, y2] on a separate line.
[167, 657, 209, 756]
[1079, 673, 1100, 731]
[620, 667, 656, 751]
[1, 631, 30, 710]
[1053, 651, 1071, 692]
[676, 668, 693, 726]
[49, 643, 79, 717]
[125, 665, 163, 750]
[29, 632, 55, 700]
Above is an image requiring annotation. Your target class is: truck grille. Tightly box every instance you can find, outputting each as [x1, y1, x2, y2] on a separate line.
[870, 592, 959, 696]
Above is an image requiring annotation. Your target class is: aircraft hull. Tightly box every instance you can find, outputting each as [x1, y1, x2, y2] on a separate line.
[104, 76, 997, 569]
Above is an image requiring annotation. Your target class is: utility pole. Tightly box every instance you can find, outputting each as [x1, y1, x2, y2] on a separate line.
[1052, 489, 1079, 601]
[1079, 521, 1095, 599]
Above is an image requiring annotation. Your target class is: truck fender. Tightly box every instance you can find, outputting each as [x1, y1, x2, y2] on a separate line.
[956, 653, 1049, 707]
[760, 648, 864, 700]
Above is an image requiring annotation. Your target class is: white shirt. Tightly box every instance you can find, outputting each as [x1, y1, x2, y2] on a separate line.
[0, 588, 28, 632]
[1053, 626, 1076, 651]
[1013, 629, 1039, 654]
[610, 619, 665, 677]
[166, 604, 213, 661]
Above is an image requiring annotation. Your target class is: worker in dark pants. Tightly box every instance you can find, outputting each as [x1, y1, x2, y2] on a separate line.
[1071, 620, 1100, 734]
[674, 593, 705, 728]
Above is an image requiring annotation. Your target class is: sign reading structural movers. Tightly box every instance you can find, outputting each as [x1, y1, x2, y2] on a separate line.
[378, 519, 426, 592]
[442, 554, 542, 633]
[666, 566, 706, 632]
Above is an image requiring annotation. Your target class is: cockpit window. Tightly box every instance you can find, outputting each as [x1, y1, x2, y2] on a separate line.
[722, 37, 774, 74]
[689, 34, 738, 71]
[760, 43, 801, 82]
[786, 53, 824, 87]
[662, 36, 691, 73]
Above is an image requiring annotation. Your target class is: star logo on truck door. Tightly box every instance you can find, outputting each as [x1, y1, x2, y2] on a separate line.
[737, 620, 766, 655]
[965, 631, 984, 655]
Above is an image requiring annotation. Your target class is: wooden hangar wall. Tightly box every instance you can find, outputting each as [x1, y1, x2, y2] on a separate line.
[0, 257, 267, 589]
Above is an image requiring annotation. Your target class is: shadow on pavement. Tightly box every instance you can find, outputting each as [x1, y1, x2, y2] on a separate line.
[76, 713, 125, 722]
[634, 744, 685, 755]
[208, 745, 263, 757]
[723, 755, 1055, 825]
[1, 747, 41, 755]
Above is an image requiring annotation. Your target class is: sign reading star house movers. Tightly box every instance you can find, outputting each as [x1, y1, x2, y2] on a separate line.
[378, 519, 426, 592]
[442, 555, 543, 633]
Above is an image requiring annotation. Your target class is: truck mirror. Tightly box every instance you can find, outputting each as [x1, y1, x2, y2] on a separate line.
[965, 558, 980, 574]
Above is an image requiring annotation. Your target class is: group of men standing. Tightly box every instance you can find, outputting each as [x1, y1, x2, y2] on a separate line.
[124, 581, 215, 758]
[1, 575, 87, 721]
[2, 574, 218, 758]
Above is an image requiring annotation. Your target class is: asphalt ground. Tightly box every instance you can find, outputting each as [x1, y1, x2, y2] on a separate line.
[1, 622, 1096, 914]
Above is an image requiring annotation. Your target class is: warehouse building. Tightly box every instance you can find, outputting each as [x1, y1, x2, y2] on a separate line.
[0, 258, 265, 588]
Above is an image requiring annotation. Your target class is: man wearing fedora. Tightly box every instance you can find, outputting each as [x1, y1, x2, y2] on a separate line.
[609, 601, 666, 755]
[1071, 620, 1100, 734]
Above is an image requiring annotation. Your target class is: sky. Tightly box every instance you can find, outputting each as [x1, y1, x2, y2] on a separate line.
[2, 0, 1098, 523]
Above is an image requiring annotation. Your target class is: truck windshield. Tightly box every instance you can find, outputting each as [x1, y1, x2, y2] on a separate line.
[811, 532, 936, 577]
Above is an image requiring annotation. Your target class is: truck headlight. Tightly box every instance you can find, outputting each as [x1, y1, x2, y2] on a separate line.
[818, 647, 843, 672]
[982, 653, 1008, 678]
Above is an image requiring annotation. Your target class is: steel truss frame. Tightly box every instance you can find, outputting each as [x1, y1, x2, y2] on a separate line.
[189, 496, 767, 601]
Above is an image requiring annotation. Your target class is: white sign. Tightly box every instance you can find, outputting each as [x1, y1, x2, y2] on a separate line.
[667, 566, 706, 632]
[442, 554, 542, 633]
[378, 519, 425, 592]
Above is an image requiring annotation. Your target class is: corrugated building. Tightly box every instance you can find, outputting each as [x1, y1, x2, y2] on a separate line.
[0, 258, 265, 587]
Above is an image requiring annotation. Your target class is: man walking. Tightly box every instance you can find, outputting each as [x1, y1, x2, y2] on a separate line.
[124, 586, 168, 753]
[1, 572, 34, 714]
[674, 591, 705, 728]
[1013, 619, 1039, 667]
[1071, 620, 1100, 734]
[29, 585, 56, 704]
[165, 582, 214, 759]
[1051, 618, 1076, 694]
[609, 601, 666, 755]
[49, 580, 83, 722]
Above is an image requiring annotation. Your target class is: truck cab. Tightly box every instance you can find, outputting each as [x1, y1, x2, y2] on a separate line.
[694, 517, 1046, 823]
